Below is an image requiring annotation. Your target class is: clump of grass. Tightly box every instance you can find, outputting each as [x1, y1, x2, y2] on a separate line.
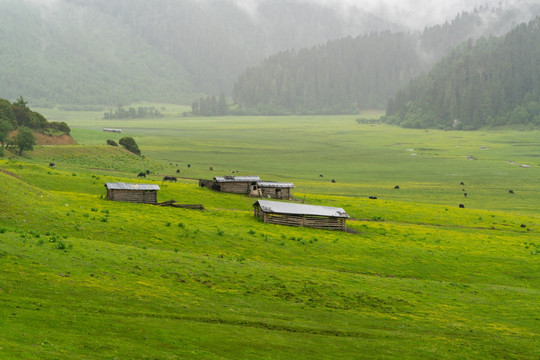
[165, 222, 171, 227]
[248, 230, 256, 235]
[178, 222, 185, 228]
[217, 228, 224, 236]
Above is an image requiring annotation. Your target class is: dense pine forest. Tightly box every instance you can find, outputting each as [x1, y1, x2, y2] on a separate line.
[384, 17, 540, 129]
[232, 7, 540, 115]
[1, 0, 539, 109]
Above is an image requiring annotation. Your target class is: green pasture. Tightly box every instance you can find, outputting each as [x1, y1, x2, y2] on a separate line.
[36, 108, 540, 214]
[1, 110, 539, 359]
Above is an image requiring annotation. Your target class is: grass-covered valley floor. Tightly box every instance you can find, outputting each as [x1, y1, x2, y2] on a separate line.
[1, 113, 539, 359]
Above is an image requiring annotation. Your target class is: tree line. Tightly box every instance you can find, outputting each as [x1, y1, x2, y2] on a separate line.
[103, 106, 164, 119]
[232, 7, 540, 116]
[384, 17, 540, 130]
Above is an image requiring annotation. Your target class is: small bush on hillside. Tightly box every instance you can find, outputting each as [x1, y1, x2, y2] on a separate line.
[49, 121, 71, 134]
[106, 139, 118, 146]
[119, 136, 141, 155]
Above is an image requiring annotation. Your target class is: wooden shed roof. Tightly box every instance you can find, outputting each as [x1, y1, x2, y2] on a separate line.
[257, 182, 295, 188]
[214, 176, 261, 183]
[254, 200, 349, 218]
[105, 182, 160, 191]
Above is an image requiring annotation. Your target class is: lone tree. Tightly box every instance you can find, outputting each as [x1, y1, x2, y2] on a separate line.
[119, 136, 141, 155]
[13, 126, 36, 155]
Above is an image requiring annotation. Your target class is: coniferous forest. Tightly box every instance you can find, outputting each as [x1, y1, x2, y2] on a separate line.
[384, 18, 540, 129]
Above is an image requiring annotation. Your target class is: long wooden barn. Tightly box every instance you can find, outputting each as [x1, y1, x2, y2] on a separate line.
[254, 182, 295, 199]
[253, 200, 349, 231]
[105, 182, 160, 204]
[199, 176, 261, 194]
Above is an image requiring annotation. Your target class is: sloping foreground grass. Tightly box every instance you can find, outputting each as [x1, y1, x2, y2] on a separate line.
[1, 160, 539, 359]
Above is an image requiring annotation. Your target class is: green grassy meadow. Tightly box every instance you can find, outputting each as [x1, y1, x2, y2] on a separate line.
[0, 109, 539, 359]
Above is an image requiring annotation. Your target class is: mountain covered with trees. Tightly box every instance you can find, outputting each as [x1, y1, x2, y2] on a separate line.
[232, 6, 540, 114]
[1, 0, 539, 108]
[384, 17, 540, 130]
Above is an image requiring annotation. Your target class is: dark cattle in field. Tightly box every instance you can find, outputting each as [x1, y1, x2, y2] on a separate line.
[145, 170, 150, 174]
[319, 174, 324, 178]
[464, 193, 467, 197]
[509, 190, 515, 194]
[49, 162, 56, 168]
[394, 185, 400, 189]
[459, 204, 465, 208]
[163, 176, 177, 183]
[187, 164, 191, 168]
[369, 196, 378, 199]
[521, 224, 527, 228]
[176, 169, 180, 173]
[137, 172, 146, 178]
[331, 179, 336, 183]
[460, 182, 465, 186]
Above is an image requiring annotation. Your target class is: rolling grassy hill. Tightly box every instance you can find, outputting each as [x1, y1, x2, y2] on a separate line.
[0, 115, 539, 359]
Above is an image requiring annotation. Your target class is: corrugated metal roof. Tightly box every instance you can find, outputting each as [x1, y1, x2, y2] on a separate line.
[214, 176, 261, 183]
[257, 182, 295, 188]
[254, 200, 349, 218]
[105, 182, 160, 191]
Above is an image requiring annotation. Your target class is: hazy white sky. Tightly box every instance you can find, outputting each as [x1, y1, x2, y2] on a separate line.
[23, 0, 534, 30]
[234, 0, 532, 29]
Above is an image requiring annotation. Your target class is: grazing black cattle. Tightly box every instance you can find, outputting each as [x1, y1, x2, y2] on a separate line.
[49, 162, 56, 168]
[187, 164, 191, 168]
[145, 170, 150, 175]
[137, 172, 146, 178]
[460, 182, 465, 186]
[521, 224, 527, 228]
[331, 179, 336, 183]
[162, 176, 177, 183]
[459, 204, 465, 208]
[369, 196, 378, 199]
[464, 193, 467, 197]
[176, 169, 180, 174]
[319, 174, 324, 178]
[394, 185, 400, 189]
[509, 190, 515, 194]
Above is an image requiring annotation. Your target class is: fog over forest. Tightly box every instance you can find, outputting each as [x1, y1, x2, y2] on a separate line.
[2, 0, 540, 106]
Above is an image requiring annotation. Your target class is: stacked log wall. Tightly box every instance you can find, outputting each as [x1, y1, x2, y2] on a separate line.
[259, 187, 291, 199]
[107, 189, 157, 204]
[220, 182, 251, 194]
[254, 206, 346, 231]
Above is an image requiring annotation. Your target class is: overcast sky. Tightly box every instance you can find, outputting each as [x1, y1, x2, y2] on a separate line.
[23, 0, 535, 30]
[234, 0, 534, 29]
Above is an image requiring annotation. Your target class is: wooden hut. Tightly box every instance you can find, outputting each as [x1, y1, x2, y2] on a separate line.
[199, 176, 261, 194]
[253, 200, 349, 231]
[254, 182, 294, 199]
[105, 182, 160, 204]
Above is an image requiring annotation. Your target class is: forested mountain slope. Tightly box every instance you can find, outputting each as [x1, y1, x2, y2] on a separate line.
[385, 17, 540, 130]
[232, 6, 540, 114]
[1, 0, 539, 107]
[0, 0, 193, 105]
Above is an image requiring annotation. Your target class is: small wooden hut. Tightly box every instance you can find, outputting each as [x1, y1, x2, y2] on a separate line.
[105, 182, 160, 204]
[253, 200, 349, 231]
[254, 182, 294, 199]
[199, 176, 261, 194]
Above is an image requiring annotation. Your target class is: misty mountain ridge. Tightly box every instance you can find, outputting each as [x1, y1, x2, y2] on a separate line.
[0, 0, 539, 107]
[384, 17, 540, 130]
